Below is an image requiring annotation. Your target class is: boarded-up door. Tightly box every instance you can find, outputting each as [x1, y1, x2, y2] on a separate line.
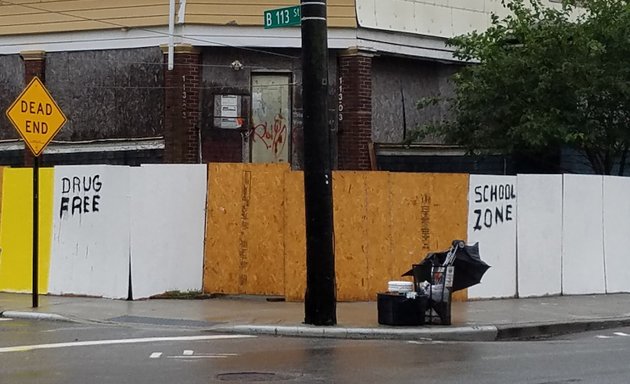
[251, 74, 291, 163]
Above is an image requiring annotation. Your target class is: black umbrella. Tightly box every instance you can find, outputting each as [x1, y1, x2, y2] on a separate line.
[402, 240, 490, 292]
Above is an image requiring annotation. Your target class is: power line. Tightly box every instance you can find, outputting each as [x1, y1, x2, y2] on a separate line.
[0, 0, 301, 60]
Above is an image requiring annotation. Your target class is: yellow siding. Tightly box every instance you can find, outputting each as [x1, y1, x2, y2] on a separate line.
[0, 0, 356, 35]
[0, 167, 4, 222]
[0, 1, 169, 35]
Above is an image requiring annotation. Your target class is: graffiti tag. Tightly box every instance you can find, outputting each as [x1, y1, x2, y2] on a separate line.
[251, 113, 287, 158]
[59, 175, 102, 218]
[472, 183, 516, 231]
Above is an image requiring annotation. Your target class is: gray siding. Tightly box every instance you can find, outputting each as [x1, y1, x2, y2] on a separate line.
[46, 48, 164, 141]
[0, 55, 25, 140]
[372, 56, 459, 144]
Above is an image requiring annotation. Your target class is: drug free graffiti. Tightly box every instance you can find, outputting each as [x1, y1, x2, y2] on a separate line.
[472, 183, 516, 231]
[59, 175, 102, 218]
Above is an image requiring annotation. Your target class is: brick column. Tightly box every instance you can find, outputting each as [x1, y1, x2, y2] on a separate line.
[162, 44, 201, 163]
[20, 50, 46, 167]
[337, 49, 373, 170]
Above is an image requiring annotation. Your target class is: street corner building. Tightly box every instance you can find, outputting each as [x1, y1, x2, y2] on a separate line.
[3, 1, 624, 304]
[0, 0, 526, 170]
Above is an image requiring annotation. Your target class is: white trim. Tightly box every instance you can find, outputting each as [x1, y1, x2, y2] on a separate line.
[0, 139, 164, 153]
[0, 28, 172, 55]
[179, 25, 358, 50]
[357, 28, 458, 62]
[0, 24, 459, 62]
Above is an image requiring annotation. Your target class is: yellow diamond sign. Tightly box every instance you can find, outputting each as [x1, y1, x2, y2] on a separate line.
[6, 77, 67, 156]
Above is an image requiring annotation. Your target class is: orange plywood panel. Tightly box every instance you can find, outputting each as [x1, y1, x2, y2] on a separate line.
[283, 171, 306, 302]
[203, 163, 245, 294]
[241, 163, 288, 295]
[364, 172, 392, 300]
[432, 173, 470, 301]
[388, 172, 434, 282]
[333, 171, 369, 301]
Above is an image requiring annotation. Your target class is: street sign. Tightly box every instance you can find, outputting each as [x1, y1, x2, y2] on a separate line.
[6, 77, 67, 156]
[264, 5, 301, 29]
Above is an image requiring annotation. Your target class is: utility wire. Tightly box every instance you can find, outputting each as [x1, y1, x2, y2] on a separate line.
[0, 0, 301, 60]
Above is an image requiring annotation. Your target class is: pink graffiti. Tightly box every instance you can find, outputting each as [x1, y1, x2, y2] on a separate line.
[251, 114, 287, 156]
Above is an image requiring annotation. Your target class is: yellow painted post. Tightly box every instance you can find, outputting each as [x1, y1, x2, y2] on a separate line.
[0, 168, 53, 293]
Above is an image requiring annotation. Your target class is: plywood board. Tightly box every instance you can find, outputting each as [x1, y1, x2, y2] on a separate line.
[130, 164, 207, 299]
[0, 168, 54, 293]
[467, 175, 517, 298]
[49, 165, 130, 298]
[204, 163, 245, 294]
[562, 174, 606, 295]
[388, 172, 434, 284]
[242, 163, 287, 295]
[516, 174, 563, 297]
[333, 171, 369, 301]
[365, 172, 393, 300]
[431, 173, 469, 302]
[203, 163, 289, 296]
[283, 171, 306, 301]
[603, 176, 630, 293]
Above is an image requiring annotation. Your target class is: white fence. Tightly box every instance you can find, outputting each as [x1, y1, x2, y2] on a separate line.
[469, 174, 630, 299]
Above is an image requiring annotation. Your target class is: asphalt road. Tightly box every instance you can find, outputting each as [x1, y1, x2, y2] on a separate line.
[1, 318, 630, 384]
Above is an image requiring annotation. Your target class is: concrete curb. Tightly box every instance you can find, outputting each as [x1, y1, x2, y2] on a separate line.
[496, 317, 630, 340]
[207, 324, 499, 342]
[0, 311, 74, 323]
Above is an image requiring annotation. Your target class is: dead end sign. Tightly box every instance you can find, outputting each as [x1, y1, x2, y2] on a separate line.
[6, 77, 67, 156]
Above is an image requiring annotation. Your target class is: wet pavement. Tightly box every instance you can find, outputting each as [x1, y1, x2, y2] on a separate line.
[2, 292, 630, 341]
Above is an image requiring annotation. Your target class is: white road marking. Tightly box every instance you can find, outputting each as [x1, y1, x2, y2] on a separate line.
[0, 335, 256, 354]
[183, 350, 194, 356]
[407, 340, 444, 344]
[167, 354, 237, 359]
[150, 352, 163, 359]
[614, 332, 630, 337]
[0, 318, 12, 322]
[596, 335, 613, 339]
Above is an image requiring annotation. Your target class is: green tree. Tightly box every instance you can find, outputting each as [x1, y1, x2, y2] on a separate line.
[413, 0, 630, 175]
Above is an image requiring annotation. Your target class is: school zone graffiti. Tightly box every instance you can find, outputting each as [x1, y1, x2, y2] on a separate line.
[472, 183, 516, 231]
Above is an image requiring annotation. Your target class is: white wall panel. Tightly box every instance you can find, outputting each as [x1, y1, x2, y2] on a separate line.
[49, 166, 130, 299]
[356, 0, 560, 39]
[603, 176, 630, 293]
[562, 174, 605, 294]
[516, 174, 563, 297]
[130, 164, 207, 299]
[467, 175, 517, 298]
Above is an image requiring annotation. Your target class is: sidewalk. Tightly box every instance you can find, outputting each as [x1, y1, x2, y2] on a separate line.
[2, 292, 630, 341]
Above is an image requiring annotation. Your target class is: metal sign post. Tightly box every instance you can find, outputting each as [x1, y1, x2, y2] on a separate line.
[6, 76, 67, 308]
[32, 156, 39, 307]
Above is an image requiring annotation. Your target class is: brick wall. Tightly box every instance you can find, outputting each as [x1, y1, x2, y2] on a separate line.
[202, 129, 243, 163]
[337, 51, 373, 170]
[163, 45, 201, 163]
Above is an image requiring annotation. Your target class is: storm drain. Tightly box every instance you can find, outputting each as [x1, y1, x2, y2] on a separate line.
[216, 372, 297, 382]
